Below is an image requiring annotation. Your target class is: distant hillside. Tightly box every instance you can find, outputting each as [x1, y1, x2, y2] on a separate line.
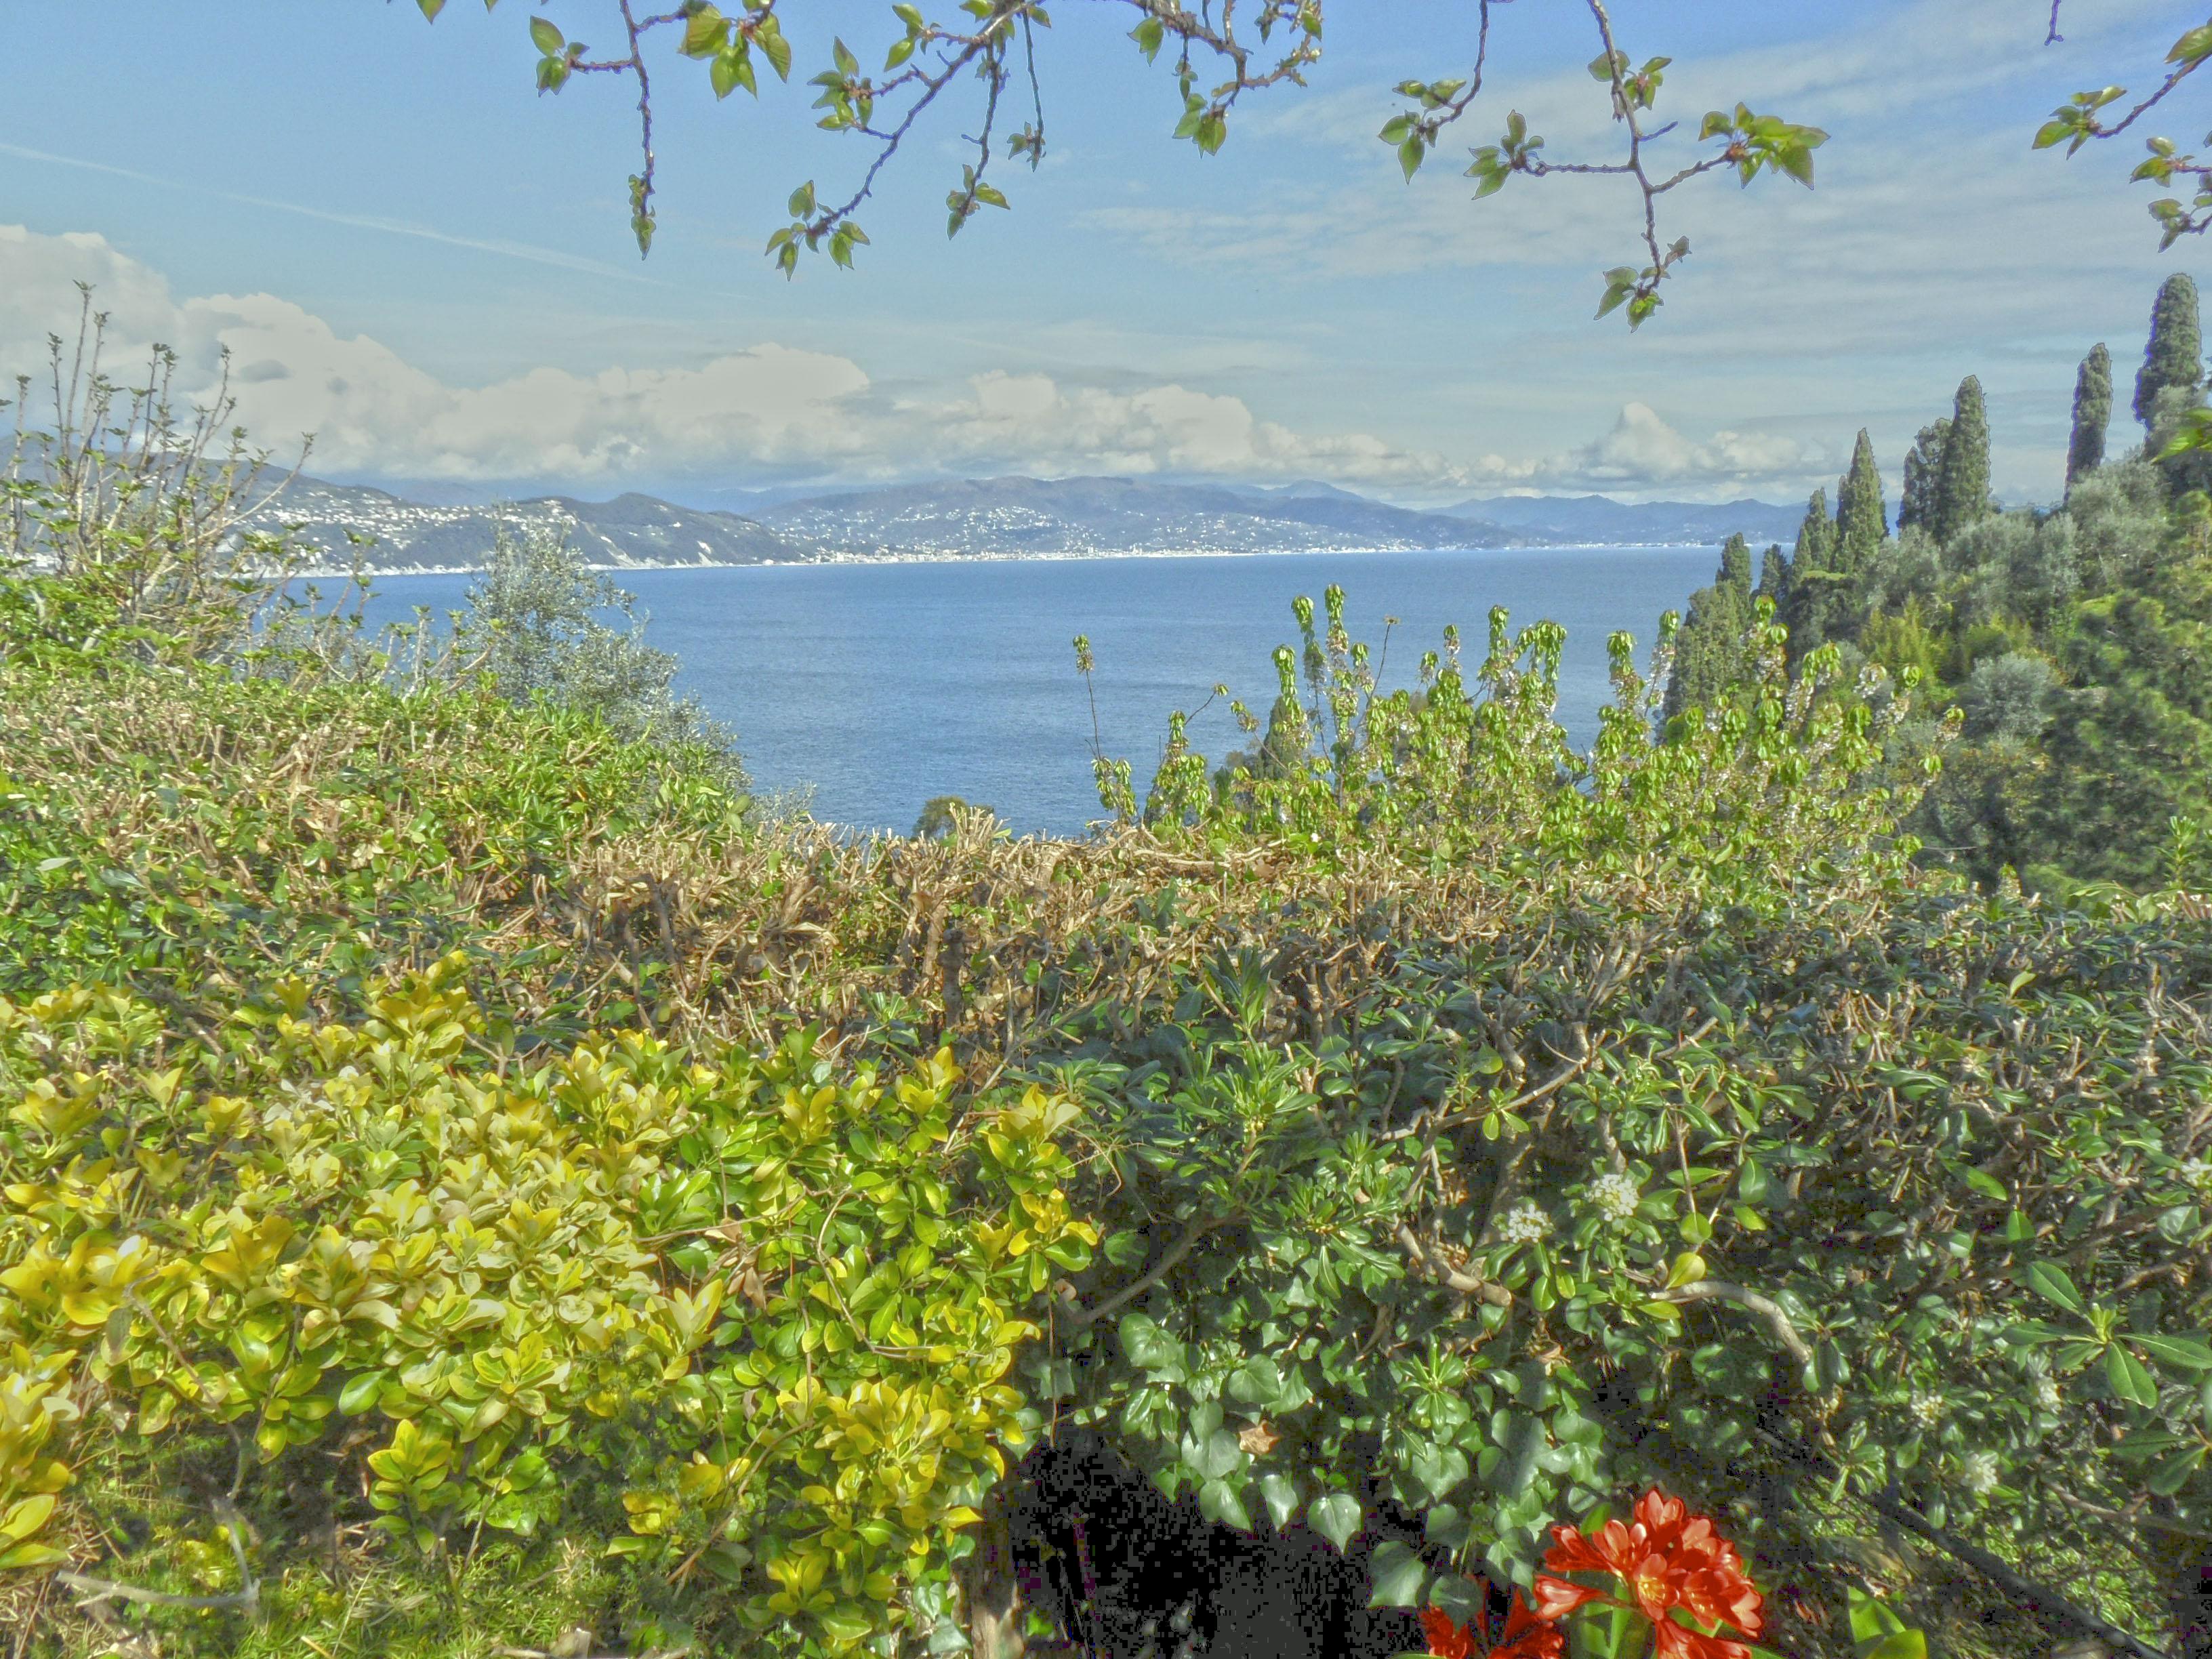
[245, 472, 1801, 571]
[1444, 493, 1803, 547]
[253, 476, 802, 573]
[752, 475, 1528, 556]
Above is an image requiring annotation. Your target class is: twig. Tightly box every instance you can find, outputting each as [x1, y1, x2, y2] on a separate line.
[1653, 1277, 1812, 1366]
[1394, 1223, 1512, 1307]
[1742, 1416, 2178, 1659]
[1851, 1479, 2173, 1659]
[1064, 1214, 1221, 1327]
[58, 1504, 258, 1612]
[2047, 1486, 2212, 1542]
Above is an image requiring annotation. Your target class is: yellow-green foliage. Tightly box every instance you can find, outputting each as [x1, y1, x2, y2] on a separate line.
[0, 953, 1093, 1652]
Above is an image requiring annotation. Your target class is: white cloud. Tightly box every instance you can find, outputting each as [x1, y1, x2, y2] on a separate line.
[1459, 403, 1827, 501]
[0, 224, 1827, 504]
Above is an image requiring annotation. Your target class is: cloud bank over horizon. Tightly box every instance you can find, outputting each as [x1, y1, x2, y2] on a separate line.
[1, 224, 1846, 508]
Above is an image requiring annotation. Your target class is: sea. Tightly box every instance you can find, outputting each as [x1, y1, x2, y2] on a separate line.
[315, 545, 1719, 838]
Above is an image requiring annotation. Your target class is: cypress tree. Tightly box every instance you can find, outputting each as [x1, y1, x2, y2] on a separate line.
[1780, 487, 1838, 655]
[1933, 376, 1992, 544]
[1834, 428, 1889, 571]
[2066, 343, 2112, 489]
[1719, 531, 1753, 590]
[1663, 534, 1756, 724]
[1791, 487, 1835, 575]
[1755, 544, 1789, 606]
[2134, 273, 2202, 429]
[1898, 418, 1950, 535]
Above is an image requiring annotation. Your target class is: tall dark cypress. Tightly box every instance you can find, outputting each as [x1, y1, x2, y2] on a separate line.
[1834, 428, 1889, 571]
[1791, 487, 1835, 575]
[1663, 533, 1756, 724]
[1755, 544, 1789, 607]
[1780, 488, 1837, 657]
[1898, 418, 1950, 535]
[2066, 343, 2112, 489]
[2135, 273, 2202, 429]
[1933, 376, 1992, 544]
[1719, 531, 1753, 591]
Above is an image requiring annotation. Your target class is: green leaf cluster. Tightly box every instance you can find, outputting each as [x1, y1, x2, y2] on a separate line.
[0, 956, 1093, 1653]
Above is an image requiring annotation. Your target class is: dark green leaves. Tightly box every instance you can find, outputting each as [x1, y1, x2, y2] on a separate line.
[1180, 1401, 1244, 1491]
[2107, 1342, 2160, 1408]
[1367, 1538, 1427, 1607]
[1226, 1353, 1284, 1406]
[1308, 1491, 1360, 1551]
[2019, 1259, 2086, 1315]
[2128, 1333, 2212, 1371]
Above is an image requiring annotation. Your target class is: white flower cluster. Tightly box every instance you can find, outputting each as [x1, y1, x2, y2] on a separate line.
[2034, 1375, 2062, 1413]
[2178, 1156, 2211, 1189]
[1960, 1451, 2001, 1496]
[1908, 1389, 1944, 1429]
[1586, 1171, 1642, 1223]
[1496, 1202, 1554, 1245]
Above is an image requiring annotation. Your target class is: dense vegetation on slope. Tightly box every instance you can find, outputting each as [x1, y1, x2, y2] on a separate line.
[1, 327, 2209, 1659]
[1664, 274, 2212, 902]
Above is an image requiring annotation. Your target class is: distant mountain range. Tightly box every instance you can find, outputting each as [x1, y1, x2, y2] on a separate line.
[249, 472, 1804, 573]
[251, 475, 800, 573]
[1442, 493, 1805, 547]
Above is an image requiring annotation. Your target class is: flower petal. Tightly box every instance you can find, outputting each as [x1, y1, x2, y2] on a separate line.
[1421, 1603, 1475, 1659]
[1530, 1576, 1611, 1622]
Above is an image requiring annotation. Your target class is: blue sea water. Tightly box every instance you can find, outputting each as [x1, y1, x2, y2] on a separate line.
[328, 546, 1719, 837]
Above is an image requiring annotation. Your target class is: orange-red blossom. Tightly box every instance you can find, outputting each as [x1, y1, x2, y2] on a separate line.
[1530, 1488, 1767, 1659]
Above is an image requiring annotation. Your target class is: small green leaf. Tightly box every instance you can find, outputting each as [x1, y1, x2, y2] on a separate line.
[2171, 23, 2212, 65]
[1368, 1539, 1428, 1607]
[529, 15, 564, 54]
[1197, 1477, 1251, 1530]
[2131, 1334, 2212, 1371]
[760, 24, 794, 80]
[682, 7, 728, 56]
[1309, 1492, 1360, 1551]
[417, 0, 447, 18]
[1961, 1165, 2007, 1201]
[711, 47, 756, 98]
[2020, 1260, 2085, 1315]
[2108, 1343, 2161, 1408]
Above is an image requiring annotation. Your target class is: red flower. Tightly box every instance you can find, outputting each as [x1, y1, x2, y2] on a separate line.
[1421, 1589, 1565, 1659]
[1532, 1489, 1765, 1659]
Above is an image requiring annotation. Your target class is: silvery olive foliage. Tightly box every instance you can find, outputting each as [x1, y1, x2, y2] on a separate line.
[457, 518, 753, 799]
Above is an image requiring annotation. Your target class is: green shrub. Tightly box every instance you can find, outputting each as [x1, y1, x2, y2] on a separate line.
[0, 952, 1093, 1653]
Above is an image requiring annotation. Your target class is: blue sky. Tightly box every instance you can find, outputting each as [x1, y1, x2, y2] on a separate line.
[1, 0, 2205, 507]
